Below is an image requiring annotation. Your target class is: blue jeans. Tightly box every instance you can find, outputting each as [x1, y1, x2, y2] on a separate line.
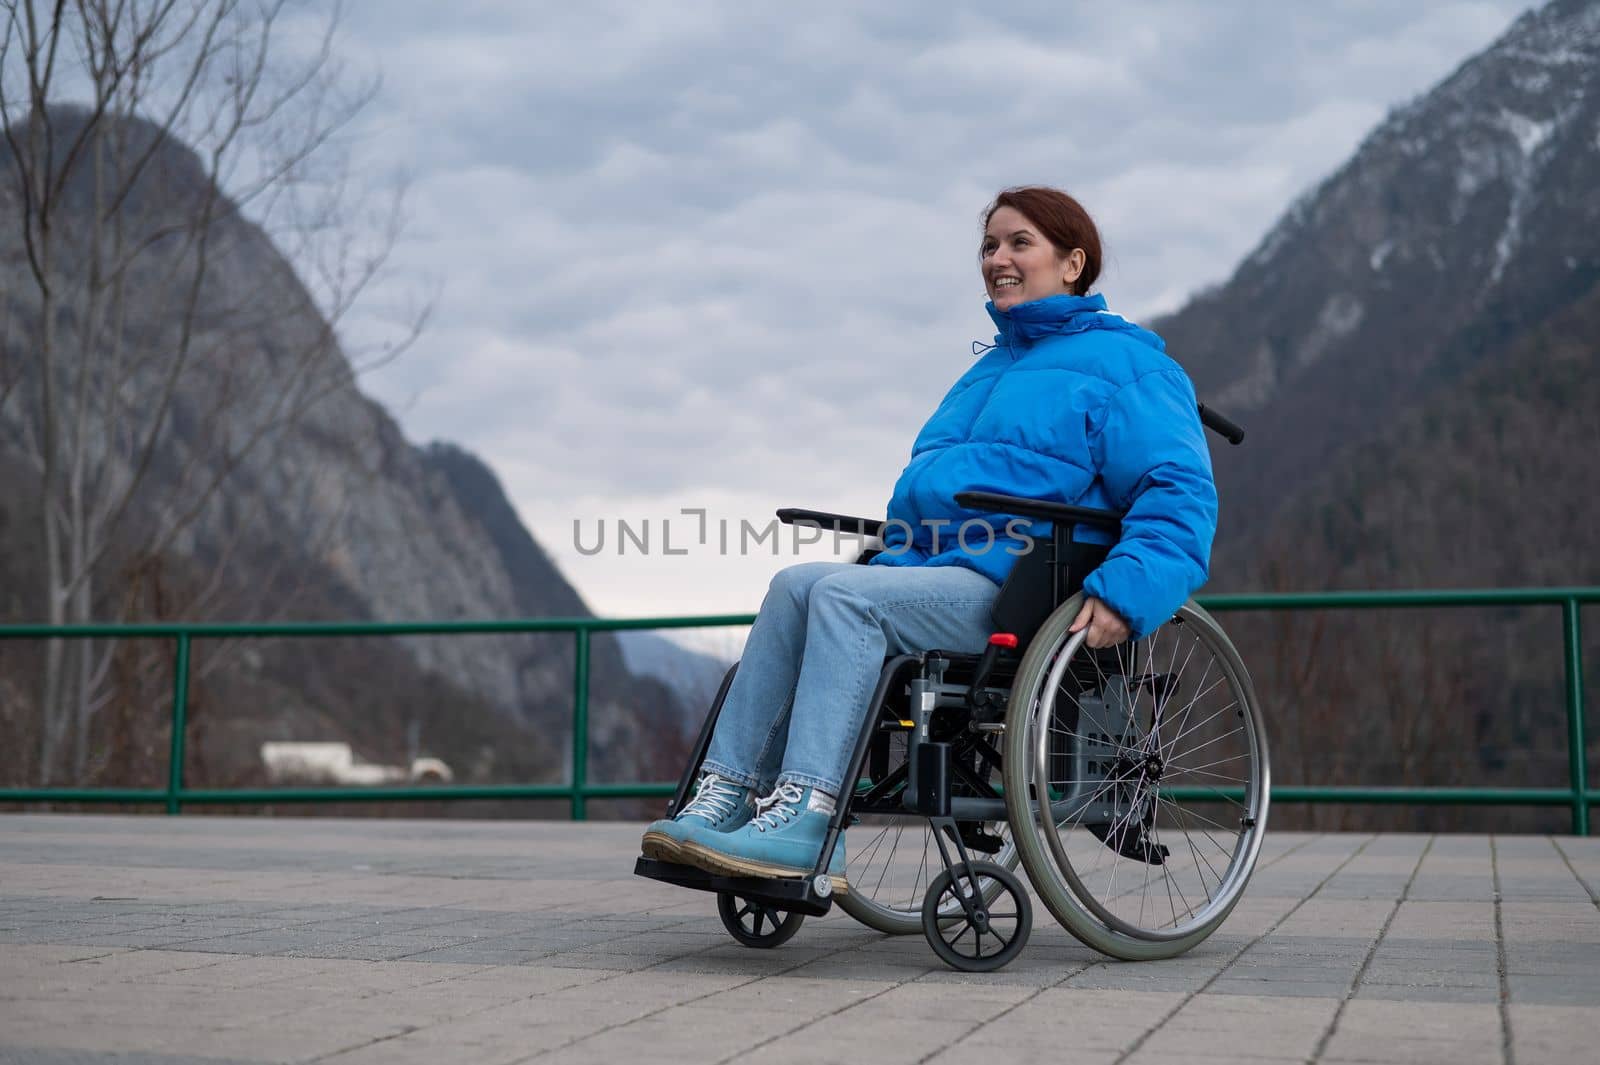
[701, 561, 1001, 796]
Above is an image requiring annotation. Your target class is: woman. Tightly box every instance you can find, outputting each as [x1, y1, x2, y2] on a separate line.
[640, 186, 1217, 890]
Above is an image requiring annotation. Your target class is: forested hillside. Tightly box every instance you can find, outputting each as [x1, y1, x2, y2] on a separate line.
[1155, 0, 1600, 828]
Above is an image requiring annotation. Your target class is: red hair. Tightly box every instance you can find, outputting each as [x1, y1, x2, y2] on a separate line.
[983, 186, 1103, 295]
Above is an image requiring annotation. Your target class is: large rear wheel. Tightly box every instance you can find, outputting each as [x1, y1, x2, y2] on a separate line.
[1003, 594, 1270, 960]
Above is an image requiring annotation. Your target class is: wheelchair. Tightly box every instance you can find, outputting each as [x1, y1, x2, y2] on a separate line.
[635, 408, 1270, 972]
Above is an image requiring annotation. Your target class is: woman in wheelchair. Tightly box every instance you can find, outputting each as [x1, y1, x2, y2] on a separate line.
[640, 185, 1219, 898]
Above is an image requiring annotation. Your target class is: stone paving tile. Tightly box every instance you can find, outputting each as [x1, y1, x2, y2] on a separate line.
[3, 817, 1599, 1065]
[0, 944, 127, 972]
[913, 957, 1094, 987]
[1063, 970, 1213, 994]
[1505, 939, 1600, 974]
[536, 980, 963, 1065]
[1358, 961, 1499, 989]
[1507, 1003, 1600, 1065]
[1369, 934, 1497, 954]
[1226, 948, 1367, 974]
[753, 1013, 980, 1065]
[929, 986, 1182, 1058]
[1501, 900, 1600, 943]
[315, 1035, 530, 1065]
[540, 951, 679, 971]
[14, 949, 235, 991]
[400, 944, 557, 966]
[533, 1009, 801, 1065]
[1206, 976, 1355, 998]
[639, 944, 838, 975]
[1355, 982, 1500, 1003]
[1506, 972, 1600, 1006]
[1269, 897, 1397, 939]
[1320, 998, 1503, 1065]
[1139, 993, 1338, 1060]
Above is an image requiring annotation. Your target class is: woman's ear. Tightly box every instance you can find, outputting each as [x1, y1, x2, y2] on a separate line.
[1063, 248, 1086, 290]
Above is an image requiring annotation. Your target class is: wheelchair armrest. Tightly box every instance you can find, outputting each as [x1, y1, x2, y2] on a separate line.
[954, 491, 1123, 531]
[776, 508, 883, 538]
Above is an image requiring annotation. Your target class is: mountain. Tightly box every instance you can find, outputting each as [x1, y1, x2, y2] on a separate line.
[1153, 0, 1600, 828]
[0, 109, 695, 804]
[1162, 0, 1599, 575]
[616, 630, 734, 722]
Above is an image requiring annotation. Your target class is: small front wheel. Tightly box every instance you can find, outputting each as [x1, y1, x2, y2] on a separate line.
[717, 891, 805, 948]
[921, 860, 1031, 972]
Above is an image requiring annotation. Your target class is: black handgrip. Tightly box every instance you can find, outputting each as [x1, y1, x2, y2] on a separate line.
[1198, 403, 1246, 446]
[776, 508, 883, 538]
[954, 491, 1123, 530]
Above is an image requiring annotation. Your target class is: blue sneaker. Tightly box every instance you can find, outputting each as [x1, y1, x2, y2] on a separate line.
[640, 773, 755, 863]
[677, 781, 847, 894]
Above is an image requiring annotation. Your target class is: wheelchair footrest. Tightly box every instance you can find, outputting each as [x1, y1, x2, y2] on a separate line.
[632, 857, 835, 917]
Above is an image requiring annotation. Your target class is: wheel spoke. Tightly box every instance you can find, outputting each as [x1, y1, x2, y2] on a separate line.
[871, 822, 900, 899]
[1159, 674, 1230, 760]
[1164, 750, 1251, 777]
[1165, 719, 1245, 766]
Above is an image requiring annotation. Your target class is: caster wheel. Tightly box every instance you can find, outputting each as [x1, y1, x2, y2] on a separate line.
[717, 891, 805, 948]
[921, 860, 1031, 972]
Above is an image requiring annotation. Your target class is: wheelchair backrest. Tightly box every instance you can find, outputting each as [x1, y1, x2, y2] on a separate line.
[991, 535, 1110, 647]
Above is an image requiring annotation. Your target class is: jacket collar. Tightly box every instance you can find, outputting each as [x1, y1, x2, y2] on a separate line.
[984, 293, 1166, 354]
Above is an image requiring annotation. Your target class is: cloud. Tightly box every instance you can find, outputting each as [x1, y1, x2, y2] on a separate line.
[321, 0, 1532, 615]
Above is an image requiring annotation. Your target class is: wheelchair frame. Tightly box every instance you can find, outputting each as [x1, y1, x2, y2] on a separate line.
[635, 408, 1268, 971]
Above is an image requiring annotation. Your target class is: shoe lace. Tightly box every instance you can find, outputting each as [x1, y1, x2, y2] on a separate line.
[750, 781, 805, 832]
[678, 774, 743, 824]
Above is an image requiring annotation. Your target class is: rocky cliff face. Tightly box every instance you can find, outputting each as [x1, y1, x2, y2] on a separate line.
[0, 111, 694, 798]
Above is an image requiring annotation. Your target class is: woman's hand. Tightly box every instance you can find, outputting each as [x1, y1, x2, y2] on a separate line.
[1070, 596, 1130, 649]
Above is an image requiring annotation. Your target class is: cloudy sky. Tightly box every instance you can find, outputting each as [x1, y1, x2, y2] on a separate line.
[326, 0, 1530, 633]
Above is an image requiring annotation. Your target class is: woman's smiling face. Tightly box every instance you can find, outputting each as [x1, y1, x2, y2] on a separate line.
[981, 205, 1085, 311]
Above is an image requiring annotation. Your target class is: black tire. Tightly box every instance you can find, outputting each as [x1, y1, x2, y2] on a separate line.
[921, 859, 1031, 972]
[716, 891, 805, 948]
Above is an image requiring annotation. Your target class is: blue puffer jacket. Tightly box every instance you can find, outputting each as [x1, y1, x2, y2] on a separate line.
[869, 293, 1217, 640]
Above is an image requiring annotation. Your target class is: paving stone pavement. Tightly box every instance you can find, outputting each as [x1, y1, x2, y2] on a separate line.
[1, 815, 1598, 1064]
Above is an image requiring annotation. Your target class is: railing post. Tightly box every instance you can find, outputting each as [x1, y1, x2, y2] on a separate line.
[166, 633, 192, 816]
[1563, 599, 1589, 836]
[572, 626, 590, 821]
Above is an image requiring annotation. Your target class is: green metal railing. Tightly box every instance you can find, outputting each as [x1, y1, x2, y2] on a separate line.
[0, 588, 1593, 832]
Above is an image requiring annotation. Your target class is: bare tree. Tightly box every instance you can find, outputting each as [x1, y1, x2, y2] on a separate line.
[0, 0, 424, 784]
